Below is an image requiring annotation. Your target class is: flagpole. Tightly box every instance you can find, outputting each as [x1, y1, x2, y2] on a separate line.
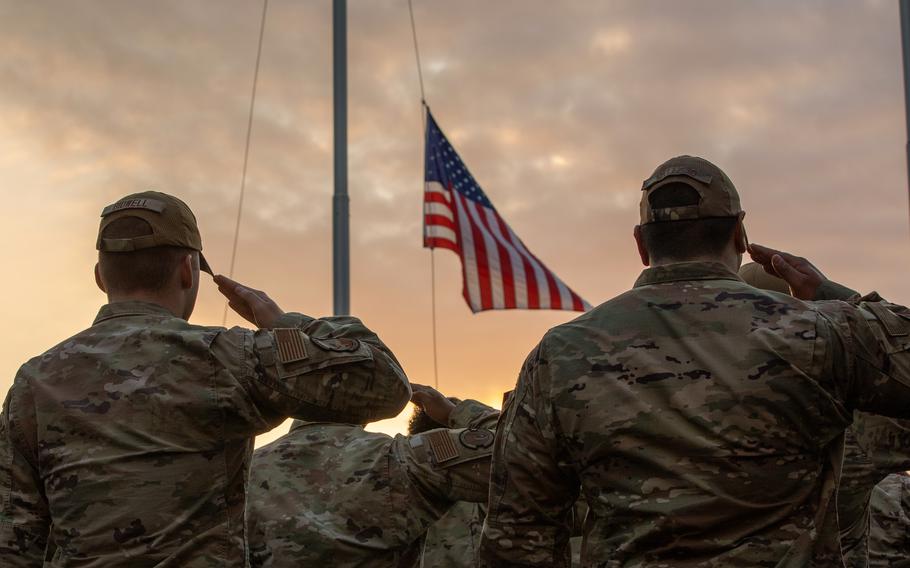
[900, 0, 910, 233]
[333, 0, 350, 316]
[408, 0, 439, 389]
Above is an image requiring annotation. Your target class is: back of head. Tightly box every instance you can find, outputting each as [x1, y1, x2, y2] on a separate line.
[98, 217, 193, 294]
[96, 191, 212, 295]
[638, 156, 743, 263]
[407, 400, 460, 435]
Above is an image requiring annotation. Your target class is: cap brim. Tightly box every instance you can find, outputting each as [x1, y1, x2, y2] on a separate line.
[199, 252, 214, 276]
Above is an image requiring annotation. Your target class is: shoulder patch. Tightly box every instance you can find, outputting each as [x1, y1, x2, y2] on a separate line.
[311, 337, 361, 352]
[274, 328, 309, 363]
[865, 302, 910, 337]
[501, 389, 514, 410]
[459, 428, 494, 450]
[428, 430, 460, 464]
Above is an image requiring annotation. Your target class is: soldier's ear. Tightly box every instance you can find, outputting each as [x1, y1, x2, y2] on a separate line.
[178, 253, 195, 290]
[734, 213, 748, 255]
[94, 263, 107, 293]
[633, 225, 650, 267]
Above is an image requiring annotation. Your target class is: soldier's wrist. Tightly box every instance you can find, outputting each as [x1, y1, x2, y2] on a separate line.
[448, 399, 496, 428]
[813, 280, 860, 302]
[271, 312, 316, 330]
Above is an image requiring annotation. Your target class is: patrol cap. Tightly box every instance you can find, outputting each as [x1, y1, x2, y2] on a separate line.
[97, 191, 213, 276]
[640, 155, 742, 224]
[738, 262, 790, 295]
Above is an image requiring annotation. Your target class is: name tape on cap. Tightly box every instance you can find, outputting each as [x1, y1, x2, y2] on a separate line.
[643, 168, 713, 190]
[101, 198, 167, 217]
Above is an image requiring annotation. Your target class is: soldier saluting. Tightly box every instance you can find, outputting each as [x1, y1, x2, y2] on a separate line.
[0, 191, 411, 567]
[479, 156, 910, 567]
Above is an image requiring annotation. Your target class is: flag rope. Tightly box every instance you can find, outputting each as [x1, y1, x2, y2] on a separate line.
[408, 0, 427, 103]
[222, 0, 270, 326]
[408, 0, 439, 388]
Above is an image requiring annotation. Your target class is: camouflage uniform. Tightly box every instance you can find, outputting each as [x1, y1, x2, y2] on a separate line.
[478, 156, 910, 567]
[739, 263, 910, 567]
[419, 502, 486, 568]
[247, 399, 499, 567]
[0, 192, 411, 567]
[416, 399, 500, 568]
[818, 282, 910, 568]
[867, 473, 910, 567]
[0, 304, 410, 567]
[479, 263, 910, 567]
[418, 500, 586, 567]
[839, 415, 910, 567]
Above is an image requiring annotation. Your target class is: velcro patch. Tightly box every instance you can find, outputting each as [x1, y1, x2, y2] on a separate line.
[311, 337, 361, 352]
[866, 302, 910, 337]
[501, 390, 514, 409]
[459, 428, 494, 450]
[643, 168, 712, 189]
[428, 430, 460, 464]
[101, 198, 166, 217]
[274, 329, 309, 363]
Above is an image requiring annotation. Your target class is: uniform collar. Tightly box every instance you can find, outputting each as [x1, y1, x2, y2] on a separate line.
[93, 301, 178, 325]
[634, 261, 743, 288]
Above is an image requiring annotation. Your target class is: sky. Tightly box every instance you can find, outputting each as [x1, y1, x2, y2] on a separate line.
[1, 0, 908, 444]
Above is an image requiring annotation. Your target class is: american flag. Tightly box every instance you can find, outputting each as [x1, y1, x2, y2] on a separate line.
[423, 109, 591, 313]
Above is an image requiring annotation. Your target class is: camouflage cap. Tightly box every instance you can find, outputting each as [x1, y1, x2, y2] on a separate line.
[640, 155, 742, 224]
[738, 262, 790, 294]
[97, 191, 213, 275]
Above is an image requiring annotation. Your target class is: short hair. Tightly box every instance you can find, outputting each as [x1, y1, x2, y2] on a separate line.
[640, 183, 739, 262]
[98, 217, 195, 293]
[407, 406, 447, 436]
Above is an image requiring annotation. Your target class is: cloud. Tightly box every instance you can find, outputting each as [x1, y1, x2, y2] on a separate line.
[1, 0, 908, 436]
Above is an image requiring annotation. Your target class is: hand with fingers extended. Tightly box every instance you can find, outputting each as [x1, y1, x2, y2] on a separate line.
[748, 243, 827, 300]
[214, 275, 285, 329]
[410, 383, 457, 426]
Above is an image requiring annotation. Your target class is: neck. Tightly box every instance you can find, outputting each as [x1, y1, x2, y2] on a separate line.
[107, 290, 185, 319]
[649, 250, 741, 273]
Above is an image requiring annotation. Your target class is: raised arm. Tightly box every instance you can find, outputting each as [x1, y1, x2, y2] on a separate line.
[212, 275, 411, 433]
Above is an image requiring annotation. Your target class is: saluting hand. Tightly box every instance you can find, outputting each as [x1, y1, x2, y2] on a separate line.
[214, 275, 285, 329]
[410, 383, 456, 426]
[748, 243, 826, 300]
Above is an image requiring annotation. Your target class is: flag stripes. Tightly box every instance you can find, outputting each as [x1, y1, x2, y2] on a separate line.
[422, 110, 591, 313]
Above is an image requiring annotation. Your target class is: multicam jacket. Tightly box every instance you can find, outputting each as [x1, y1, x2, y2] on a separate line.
[419, 502, 485, 568]
[479, 261, 910, 567]
[839, 414, 910, 567]
[246, 399, 498, 567]
[867, 473, 910, 567]
[737, 263, 910, 567]
[0, 301, 410, 567]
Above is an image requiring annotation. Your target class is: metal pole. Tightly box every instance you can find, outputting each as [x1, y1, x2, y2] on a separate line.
[333, 0, 350, 316]
[900, 0, 910, 225]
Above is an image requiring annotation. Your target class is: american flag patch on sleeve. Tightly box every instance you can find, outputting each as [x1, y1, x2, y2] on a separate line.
[274, 328, 309, 364]
[428, 430, 460, 464]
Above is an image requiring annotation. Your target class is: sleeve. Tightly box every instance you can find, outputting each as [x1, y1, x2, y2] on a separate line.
[852, 413, 910, 475]
[387, 426, 494, 541]
[817, 298, 910, 419]
[212, 312, 411, 433]
[448, 400, 500, 430]
[813, 280, 860, 301]
[478, 343, 578, 568]
[0, 377, 49, 566]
